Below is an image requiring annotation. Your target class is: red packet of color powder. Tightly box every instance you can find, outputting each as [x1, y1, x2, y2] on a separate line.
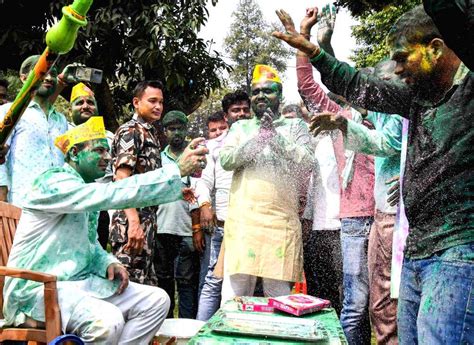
[269, 294, 331, 316]
[234, 297, 275, 313]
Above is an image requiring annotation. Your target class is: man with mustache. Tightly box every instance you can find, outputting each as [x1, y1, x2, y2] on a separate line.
[219, 65, 313, 301]
[274, 5, 473, 344]
[0, 55, 68, 206]
[3, 116, 207, 343]
[69, 82, 114, 249]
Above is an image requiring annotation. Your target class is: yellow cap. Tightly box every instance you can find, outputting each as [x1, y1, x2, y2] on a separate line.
[251, 64, 282, 84]
[55, 117, 106, 154]
[70, 82, 94, 103]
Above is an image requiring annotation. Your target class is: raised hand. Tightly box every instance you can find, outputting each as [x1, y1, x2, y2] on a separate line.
[177, 138, 209, 177]
[310, 112, 347, 137]
[260, 108, 275, 130]
[317, 4, 337, 56]
[58, 62, 85, 85]
[300, 7, 319, 36]
[272, 9, 321, 58]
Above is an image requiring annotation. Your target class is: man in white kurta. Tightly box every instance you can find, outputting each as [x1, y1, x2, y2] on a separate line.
[3, 117, 208, 344]
[219, 65, 314, 301]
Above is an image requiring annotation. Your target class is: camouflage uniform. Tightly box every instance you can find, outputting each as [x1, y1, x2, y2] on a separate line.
[109, 115, 161, 285]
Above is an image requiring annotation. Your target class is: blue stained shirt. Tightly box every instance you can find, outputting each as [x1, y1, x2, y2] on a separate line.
[344, 112, 403, 214]
[0, 101, 68, 207]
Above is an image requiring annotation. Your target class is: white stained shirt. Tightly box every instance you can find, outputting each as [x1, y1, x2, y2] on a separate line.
[195, 132, 233, 222]
[0, 102, 68, 207]
[304, 133, 341, 230]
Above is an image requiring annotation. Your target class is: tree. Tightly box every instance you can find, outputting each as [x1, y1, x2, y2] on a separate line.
[0, 0, 231, 131]
[224, 0, 291, 93]
[335, 0, 414, 17]
[335, 0, 421, 67]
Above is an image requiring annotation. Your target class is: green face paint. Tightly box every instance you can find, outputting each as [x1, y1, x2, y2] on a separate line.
[75, 139, 110, 182]
[164, 122, 187, 149]
[390, 40, 435, 91]
[36, 66, 59, 98]
[251, 81, 281, 118]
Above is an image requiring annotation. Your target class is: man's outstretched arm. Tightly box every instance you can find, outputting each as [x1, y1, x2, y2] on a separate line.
[273, 7, 412, 118]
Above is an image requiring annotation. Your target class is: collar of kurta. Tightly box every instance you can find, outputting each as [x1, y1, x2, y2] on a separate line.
[452, 63, 469, 85]
[214, 130, 229, 142]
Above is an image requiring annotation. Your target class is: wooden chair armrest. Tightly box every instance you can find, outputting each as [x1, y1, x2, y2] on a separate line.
[0, 265, 61, 342]
[0, 266, 57, 283]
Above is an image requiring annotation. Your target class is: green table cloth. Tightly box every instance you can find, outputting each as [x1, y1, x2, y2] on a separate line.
[189, 298, 348, 344]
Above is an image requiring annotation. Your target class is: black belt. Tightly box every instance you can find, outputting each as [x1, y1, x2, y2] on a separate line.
[216, 219, 225, 228]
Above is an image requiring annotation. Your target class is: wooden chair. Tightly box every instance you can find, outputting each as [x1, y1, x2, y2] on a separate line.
[0, 201, 61, 344]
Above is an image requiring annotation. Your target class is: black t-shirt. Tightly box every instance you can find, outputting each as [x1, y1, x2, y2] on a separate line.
[313, 51, 474, 259]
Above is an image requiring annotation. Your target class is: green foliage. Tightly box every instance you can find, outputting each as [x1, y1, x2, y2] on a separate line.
[224, 0, 291, 93]
[0, 0, 231, 131]
[0, 70, 22, 102]
[349, 0, 422, 67]
[335, 0, 414, 17]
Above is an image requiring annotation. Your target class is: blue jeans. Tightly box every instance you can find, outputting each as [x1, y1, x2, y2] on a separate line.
[398, 243, 474, 344]
[340, 216, 373, 345]
[196, 226, 224, 321]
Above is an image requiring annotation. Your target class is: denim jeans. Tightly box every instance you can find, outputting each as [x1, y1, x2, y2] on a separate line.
[196, 226, 224, 321]
[340, 216, 373, 345]
[155, 234, 200, 319]
[398, 243, 474, 344]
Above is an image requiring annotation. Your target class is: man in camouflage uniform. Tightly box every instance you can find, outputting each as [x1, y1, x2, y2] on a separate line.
[109, 80, 164, 285]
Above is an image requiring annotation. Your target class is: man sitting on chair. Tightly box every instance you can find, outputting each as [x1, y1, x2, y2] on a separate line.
[3, 117, 208, 344]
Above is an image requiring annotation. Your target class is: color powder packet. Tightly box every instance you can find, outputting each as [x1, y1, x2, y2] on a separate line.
[234, 296, 275, 313]
[269, 294, 331, 316]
